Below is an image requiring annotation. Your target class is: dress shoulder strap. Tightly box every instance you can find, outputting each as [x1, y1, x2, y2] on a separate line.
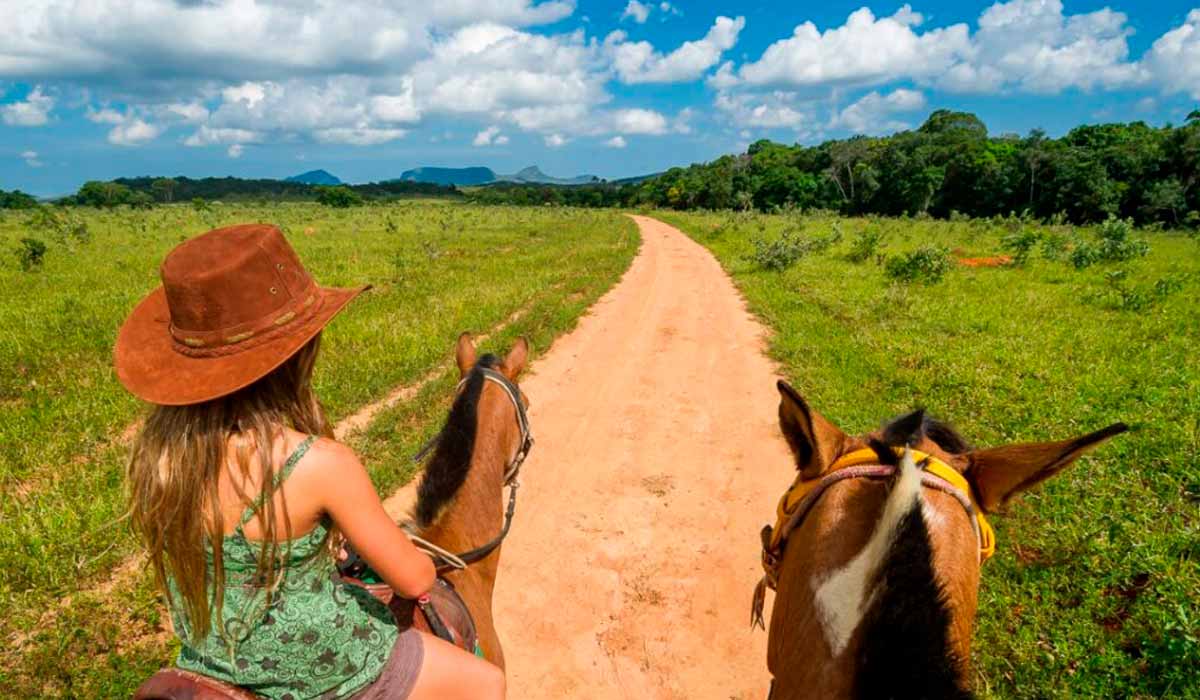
[237, 435, 318, 529]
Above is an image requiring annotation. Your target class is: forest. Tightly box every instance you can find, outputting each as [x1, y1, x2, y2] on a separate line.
[470, 110, 1200, 228]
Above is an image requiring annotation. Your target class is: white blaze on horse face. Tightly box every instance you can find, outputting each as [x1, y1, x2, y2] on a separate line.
[812, 449, 924, 657]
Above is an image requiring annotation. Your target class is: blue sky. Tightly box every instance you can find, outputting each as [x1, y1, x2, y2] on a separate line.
[2, 0, 1198, 196]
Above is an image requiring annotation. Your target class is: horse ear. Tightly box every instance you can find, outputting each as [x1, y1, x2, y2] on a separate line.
[777, 380, 846, 479]
[967, 423, 1128, 513]
[455, 332, 477, 377]
[502, 337, 529, 380]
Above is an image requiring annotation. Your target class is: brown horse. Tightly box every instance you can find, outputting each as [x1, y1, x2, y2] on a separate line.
[404, 333, 531, 668]
[132, 334, 530, 699]
[758, 380, 1125, 700]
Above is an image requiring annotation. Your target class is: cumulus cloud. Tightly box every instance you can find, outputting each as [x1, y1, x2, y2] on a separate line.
[714, 92, 812, 131]
[21, 150, 44, 167]
[1, 86, 54, 126]
[473, 125, 505, 146]
[544, 133, 567, 147]
[607, 16, 744, 83]
[734, 6, 970, 89]
[723, 1, 1146, 95]
[612, 108, 669, 134]
[108, 118, 163, 146]
[621, 0, 651, 24]
[831, 88, 927, 133]
[605, 135, 627, 148]
[1142, 9, 1200, 99]
[227, 143, 244, 159]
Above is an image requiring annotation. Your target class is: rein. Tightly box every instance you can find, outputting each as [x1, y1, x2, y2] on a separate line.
[751, 447, 995, 628]
[414, 366, 534, 574]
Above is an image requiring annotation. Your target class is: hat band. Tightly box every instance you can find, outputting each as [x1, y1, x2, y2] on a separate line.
[170, 290, 321, 358]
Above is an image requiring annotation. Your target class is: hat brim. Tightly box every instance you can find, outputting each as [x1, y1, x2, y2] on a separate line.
[114, 284, 368, 406]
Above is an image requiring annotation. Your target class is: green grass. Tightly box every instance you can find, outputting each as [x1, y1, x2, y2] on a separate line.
[660, 210, 1199, 699]
[0, 202, 637, 697]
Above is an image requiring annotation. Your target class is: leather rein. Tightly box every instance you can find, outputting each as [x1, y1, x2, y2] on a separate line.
[414, 367, 534, 574]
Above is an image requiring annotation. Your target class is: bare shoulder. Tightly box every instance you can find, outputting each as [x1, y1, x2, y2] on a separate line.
[295, 434, 369, 482]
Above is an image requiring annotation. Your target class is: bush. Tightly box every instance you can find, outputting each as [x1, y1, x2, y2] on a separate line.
[1071, 216, 1151, 269]
[847, 227, 885, 263]
[1001, 227, 1042, 266]
[315, 185, 364, 208]
[1041, 231, 1069, 261]
[885, 245, 953, 284]
[1099, 270, 1185, 312]
[15, 237, 47, 271]
[749, 228, 807, 271]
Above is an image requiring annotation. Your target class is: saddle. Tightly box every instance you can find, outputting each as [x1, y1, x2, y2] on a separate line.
[131, 577, 478, 700]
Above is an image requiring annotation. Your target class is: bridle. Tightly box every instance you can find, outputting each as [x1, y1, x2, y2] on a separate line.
[412, 366, 534, 573]
[751, 447, 995, 628]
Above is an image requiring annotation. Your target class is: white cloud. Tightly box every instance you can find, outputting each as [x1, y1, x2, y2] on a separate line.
[184, 126, 261, 146]
[314, 127, 407, 145]
[544, 133, 567, 147]
[163, 101, 209, 124]
[0, 1, 574, 85]
[607, 15, 745, 83]
[831, 88, 927, 133]
[85, 106, 125, 125]
[1142, 9, 1200, 99]
[1, 86, 54, 126]
[735, 6, 970, 89]
[948, 0, 1143, 93]
[473, 125, 504, 146]
[714, 91, 813, 131]
[621, 0, 651, 24]
[227, 143, 244, 158]
[21, 150, 44, 167]
[605, 135, 627, 148]
[108, 118, 162, 146]
[612, 108, 669, 134]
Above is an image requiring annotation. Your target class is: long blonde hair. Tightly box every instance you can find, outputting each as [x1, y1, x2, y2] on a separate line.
[127, 336, 331, 639]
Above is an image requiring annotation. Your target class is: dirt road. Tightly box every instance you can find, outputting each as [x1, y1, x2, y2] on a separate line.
[485, 216, 794, 699]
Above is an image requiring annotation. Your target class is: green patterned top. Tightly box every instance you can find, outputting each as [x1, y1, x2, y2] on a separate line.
[167, 436, 399, 700]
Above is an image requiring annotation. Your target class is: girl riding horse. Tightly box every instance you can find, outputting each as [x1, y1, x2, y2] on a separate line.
[117, 224, 505, 700]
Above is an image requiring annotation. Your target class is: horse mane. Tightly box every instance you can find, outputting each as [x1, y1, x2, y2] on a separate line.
[413, 354, 500, 529]
[855, 408, 975, 700]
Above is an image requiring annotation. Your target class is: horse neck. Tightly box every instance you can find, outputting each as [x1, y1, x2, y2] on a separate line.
[420, 387, 510, 584]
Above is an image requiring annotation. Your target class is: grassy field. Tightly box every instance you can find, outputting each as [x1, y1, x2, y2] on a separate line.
[0, 202, 637, 697]
[660, 210, 1199, 699]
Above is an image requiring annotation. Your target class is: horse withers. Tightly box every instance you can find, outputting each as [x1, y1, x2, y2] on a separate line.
[133, 334, 532, 699]
[757, 380, 1126, 699]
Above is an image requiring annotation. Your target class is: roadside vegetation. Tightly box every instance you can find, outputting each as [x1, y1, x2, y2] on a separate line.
[470, 109, 1200, 233]
[0, 202, 637, 697]
[662, 210, 1199, 699]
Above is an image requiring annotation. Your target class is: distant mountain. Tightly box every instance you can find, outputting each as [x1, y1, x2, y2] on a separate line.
[285, 169, 342, 185]
[400, 166, 496, 186]
[497, 165, 600, 186]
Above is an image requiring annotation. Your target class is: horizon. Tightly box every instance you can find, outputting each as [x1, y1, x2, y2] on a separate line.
[3, 0, 1199, 197]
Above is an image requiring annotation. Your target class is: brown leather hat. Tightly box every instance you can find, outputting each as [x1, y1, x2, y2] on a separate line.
[114, 223, 368, 406]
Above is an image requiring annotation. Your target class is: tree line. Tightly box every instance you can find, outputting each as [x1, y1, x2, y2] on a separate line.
[471, 109, 1200, 228]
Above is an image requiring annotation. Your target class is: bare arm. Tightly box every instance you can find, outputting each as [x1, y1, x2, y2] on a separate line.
[314, 440, 436, 598]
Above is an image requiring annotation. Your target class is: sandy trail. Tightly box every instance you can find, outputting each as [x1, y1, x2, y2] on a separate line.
[481, 215, 794, 699]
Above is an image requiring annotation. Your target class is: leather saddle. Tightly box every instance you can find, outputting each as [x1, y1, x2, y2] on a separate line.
[132, 577, 478, 700]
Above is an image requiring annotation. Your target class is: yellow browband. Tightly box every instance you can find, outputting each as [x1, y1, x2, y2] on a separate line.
[774, 447, 995, 561]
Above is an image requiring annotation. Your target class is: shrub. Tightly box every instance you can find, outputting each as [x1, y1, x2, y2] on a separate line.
[315, 185, 364, 208]
[847, 227, 885, 263]
[1072, 216, 1150, 269]
[749, 228, 807, 271]
[192, 197, 210, 212]
[1041, 231, 1069, 261]
[1001, 227, 1042, 266]
[1100, 270, 1186, 312]
[15, 237, 47, 271]
[885, 245, 952, 284]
